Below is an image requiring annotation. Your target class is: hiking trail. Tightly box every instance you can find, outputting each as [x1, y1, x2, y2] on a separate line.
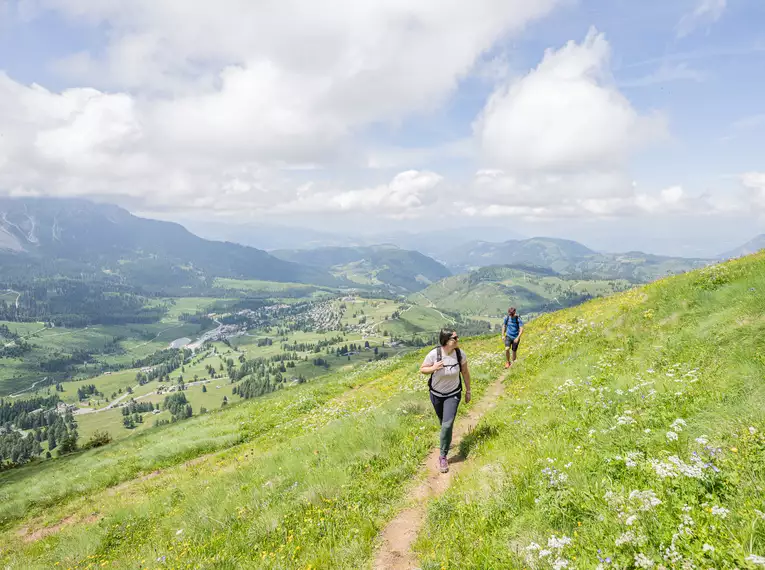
[373, 372, 507, 570]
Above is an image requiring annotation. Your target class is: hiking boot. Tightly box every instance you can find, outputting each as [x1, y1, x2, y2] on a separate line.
[439, 456, 449, 473]
[504, 361, 511, 369]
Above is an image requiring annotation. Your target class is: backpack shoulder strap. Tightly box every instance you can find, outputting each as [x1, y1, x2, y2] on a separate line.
[436, 345, 442, 361]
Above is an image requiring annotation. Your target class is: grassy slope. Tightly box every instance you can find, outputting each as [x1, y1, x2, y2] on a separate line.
[415, 252, 765, 569]
[0, 338, 502, 569]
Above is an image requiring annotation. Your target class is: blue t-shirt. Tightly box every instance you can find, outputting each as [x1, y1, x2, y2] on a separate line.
[503, 314, 523, 338]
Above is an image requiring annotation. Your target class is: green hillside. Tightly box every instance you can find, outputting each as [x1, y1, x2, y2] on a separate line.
[3, 253, 765, 568]
[271, 245, 451, 292]
[410, 264, 631, 317]
[415, 252, 765, 568]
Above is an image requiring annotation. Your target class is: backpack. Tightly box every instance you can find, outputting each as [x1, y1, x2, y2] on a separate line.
[504, 314, 520, 329]
[428, 345, 462, 394]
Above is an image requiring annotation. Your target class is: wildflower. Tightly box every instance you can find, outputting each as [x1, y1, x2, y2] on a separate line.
[176, 529, 184, 536]
[552, 558, 569, 570]
[750, 427, 757, 435]
[703, 544, 715, 553]
[526, 542, 541, 551]
[666, 431, 679, 442]
[731, 447, 738, 453]
[629, 490, 662, 511]
[670, 419, 686, 432]
[695, 436, 708, 445]
[711, 505, 729, 518]
[755, 510, 765, 520]
[539, 549, 552, 558]
[747, 554, 765, 566]
[644, 428, 651, 433]
[615, 531, 637, 546]
[548, 535, 572, 549]
[625, 515, 638, 526]
[634, 553, 655, 568]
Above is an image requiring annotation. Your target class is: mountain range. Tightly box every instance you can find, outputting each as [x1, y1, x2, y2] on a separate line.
[719, 234, 765, 259]
[0, 198, 335, 291]
[443, 237, 711, 282]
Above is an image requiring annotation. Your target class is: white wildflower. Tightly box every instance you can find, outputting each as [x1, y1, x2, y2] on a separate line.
[634, 553, 655, 568]
[702, 544, 715, 553]
[629, 490, 662, 511]
[176, 529, 184, 535]
[747, 554, 765, 566]
[755, 510, 765, 520]
[644, 428, 652, 434]
[616, 531, 637, 546]
[695, 435, 708, 445]
[617, 415, 636, 426]
[750, 426, 758, 435]
[666, 431, 679, 442]
[711, 505, 729, 518]
[670, 419, 686, 432]
[526, 542, 541, 551]
[626, 515, 638, 526]
[548, 535, 572, 549]
[552, 558, 569, 570]
[539, 549, 552, 558]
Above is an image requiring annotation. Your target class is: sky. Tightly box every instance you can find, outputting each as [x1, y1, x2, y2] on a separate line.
[0, 0, 764, 257]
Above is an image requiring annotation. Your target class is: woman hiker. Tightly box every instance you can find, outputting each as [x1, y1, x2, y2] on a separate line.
[420, 329, 471, 473]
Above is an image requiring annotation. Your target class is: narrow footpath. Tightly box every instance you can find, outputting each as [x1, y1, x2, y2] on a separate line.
[373, 372, 507, 569]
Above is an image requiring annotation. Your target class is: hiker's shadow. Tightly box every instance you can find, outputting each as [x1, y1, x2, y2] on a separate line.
[455, 423, 500, 463]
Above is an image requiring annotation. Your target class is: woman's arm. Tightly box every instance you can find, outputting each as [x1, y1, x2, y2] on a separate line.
[462, 360, 471, 402]
[420, 360, 444, 374]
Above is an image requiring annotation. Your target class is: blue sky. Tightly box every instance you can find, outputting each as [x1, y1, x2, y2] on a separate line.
[0, 0, 763, 256]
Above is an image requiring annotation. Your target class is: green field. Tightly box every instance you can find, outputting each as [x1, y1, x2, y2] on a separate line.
[212, 278, 332, 298]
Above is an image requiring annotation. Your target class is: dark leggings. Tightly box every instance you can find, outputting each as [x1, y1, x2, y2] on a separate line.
[430, 392, 461, 457]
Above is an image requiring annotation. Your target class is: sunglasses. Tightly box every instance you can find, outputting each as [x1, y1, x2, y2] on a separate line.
[450, 336, 459, 341]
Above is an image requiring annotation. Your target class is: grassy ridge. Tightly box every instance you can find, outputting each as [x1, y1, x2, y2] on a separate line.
[415, 252, 765, 568]
[0, 337, 503, 569]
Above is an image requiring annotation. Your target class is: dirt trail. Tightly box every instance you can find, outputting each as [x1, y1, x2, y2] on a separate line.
[373, 373, 507, 570]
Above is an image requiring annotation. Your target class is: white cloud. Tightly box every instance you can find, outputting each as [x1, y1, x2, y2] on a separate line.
[465, 29, 683, 220]
[732, 114, 765, 131]
[270, 170, 443, 219]
[0, 1, 560, 220]
[619, 62, 707, 88]
[741, 172, 765, 210]
[474, 28, 666, 173]
[676, 0, 727, 39]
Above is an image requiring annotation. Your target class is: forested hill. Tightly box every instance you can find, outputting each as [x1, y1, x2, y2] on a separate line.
[271, 244, 451, 292]
[0, 197, 336, 291]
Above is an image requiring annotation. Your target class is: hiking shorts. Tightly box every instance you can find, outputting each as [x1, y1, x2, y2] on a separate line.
[504, 336, 520, 351]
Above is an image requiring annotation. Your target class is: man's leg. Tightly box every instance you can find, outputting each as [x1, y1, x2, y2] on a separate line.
[504, 337, 511, 368]
[512, 340, 520, 364]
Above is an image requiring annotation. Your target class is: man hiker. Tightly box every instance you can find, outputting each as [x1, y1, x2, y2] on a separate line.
[502, 306, 524, 369]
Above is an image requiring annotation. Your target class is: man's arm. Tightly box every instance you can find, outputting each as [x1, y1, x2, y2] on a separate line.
[517, 324, 524, 340]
